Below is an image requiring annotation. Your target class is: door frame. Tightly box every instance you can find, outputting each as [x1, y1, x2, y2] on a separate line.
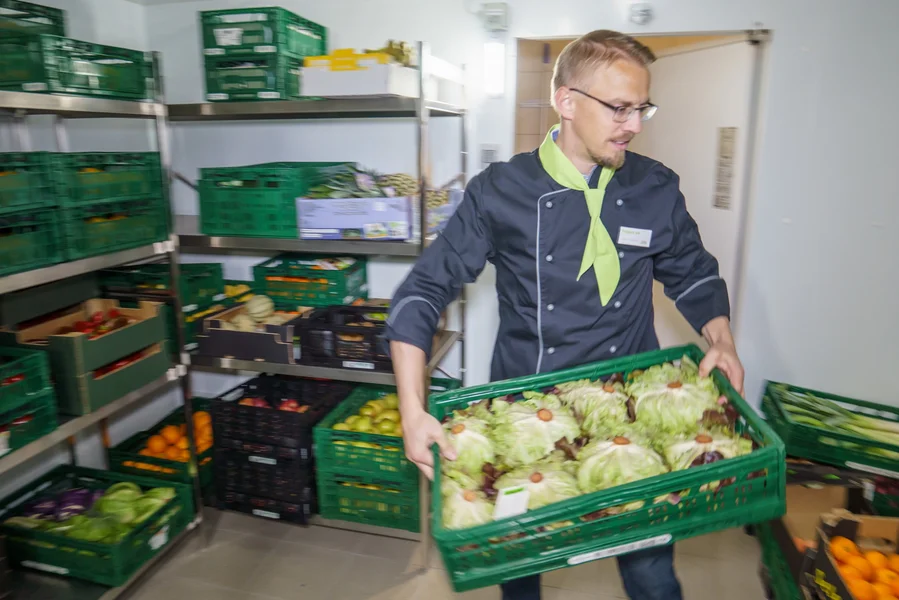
[510, 29, 772, 339]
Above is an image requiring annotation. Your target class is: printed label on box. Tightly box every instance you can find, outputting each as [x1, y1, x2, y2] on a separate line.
[343, 361, 375, 370]
[249, 456, 277, 466]
[567, 534, 673, 565]
[213, 28, 243, 46]
[22, 561, 69, 575]
[204, 48, 225, 56]
[253, 509, 280, 520]
[493, 486, 530, 520]
[255, 45, 277, 53]
[149, 525, 170, 550]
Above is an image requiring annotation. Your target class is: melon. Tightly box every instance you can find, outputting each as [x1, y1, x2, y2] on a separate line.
[245, 295, 275, 322]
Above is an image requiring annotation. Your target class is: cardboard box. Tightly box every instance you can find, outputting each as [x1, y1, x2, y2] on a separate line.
[196, 304, 312, 364]
[297, 195, 415, 241]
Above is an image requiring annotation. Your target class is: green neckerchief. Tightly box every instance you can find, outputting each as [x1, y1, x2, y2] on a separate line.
[538, 125, 620, 306]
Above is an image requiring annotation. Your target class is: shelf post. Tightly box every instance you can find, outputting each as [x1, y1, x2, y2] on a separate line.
[417, 41, 431, 255]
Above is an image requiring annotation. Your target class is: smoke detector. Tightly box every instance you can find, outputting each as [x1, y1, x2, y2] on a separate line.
[480, 2, 509, 33]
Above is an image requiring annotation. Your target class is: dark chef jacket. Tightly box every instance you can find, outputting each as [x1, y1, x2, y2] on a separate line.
[384, 148, 730, 382]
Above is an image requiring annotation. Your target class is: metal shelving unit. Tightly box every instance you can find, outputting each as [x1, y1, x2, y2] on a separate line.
[0, 56, 203, 599]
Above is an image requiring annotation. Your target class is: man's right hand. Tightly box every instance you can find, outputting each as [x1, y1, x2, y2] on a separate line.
[402, 408, 456, 480]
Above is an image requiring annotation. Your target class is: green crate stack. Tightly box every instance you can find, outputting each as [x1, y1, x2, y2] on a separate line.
[0, 346, 56, 459]
[428, 345, 786, 593]
[0, 208, 64, 277]
[0, 152, 56, 215]
[52, 152, 163, 206]
[200, 7, 326, 102]
[253, 255, 367, 308]
[99, 262, 226, 309]
[0, 34, 156, 100]
[61, 197, 168, 261]
[0, 466, 193, 586]
[0, 0, 66, 36]
[198, 162, 351, 237]
[757, 522, 802, 600]
[108, 398, 215, 488]
[313, 378, 460, 533]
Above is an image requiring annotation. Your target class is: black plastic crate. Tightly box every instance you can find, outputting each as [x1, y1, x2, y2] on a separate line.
[217, 489, 314, 525]
[214, 436, 312, 464]
[299, 306, 390, 371]
[214, 448, 314, 503]
[211, 375, 353, 449]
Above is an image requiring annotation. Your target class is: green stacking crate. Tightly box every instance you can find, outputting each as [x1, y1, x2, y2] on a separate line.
[100, 262, 225, 309]
[0, 0, 65, 36]
[198, 162, 351, 237]
[109, 397, 214, 487]
[762, 381, 899, 477]
[317, 471, 420, 533]
[253, 255, 367, 307]
[0, 152, 55, 215]
[0, 466, 192, 586]
[200, 7, 326, 58]
[0, 34, 156, 100]
[0, 388, 57, 460]
[204, 53, 302, 102]
[428, 345, 786, 593]
[757, 521, 802, 600]
[61, 197, 168, 261]
[0, 346, 52, 414]
[53, 152, 163, 206]
[0, 208, 62, 277]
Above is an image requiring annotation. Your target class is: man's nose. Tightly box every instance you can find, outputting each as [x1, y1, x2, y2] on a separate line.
[622, 111, 643, 135]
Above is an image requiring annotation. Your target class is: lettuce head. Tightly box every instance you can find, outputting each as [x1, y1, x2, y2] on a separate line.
[441, 471, 494, 530]
[442, 401, 496, 477]
[493, 457, 582, 510]
[576, 435, 669, 494]
[492, 392, 581, 468]
[554, 379, 631, 437]
[662, 431, 753, 472]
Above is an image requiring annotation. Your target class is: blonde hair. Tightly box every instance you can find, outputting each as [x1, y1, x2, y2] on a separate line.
[551, 30, 656, 108]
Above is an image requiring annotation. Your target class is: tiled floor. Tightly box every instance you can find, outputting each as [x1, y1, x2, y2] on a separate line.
[131, 509, 767, 600]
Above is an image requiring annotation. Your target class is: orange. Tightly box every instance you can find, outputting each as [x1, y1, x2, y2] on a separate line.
[870, 552, 891, 570]
[842, 564, 866, 582]
[197, 423, 212, 439]
[874, 582, 896, 598]
[877, 569, 899, 586]
[178, 449, 190, 462]
[197, 441, 211, 453]
[849, 579, 878, 600]
[160, 425, 182, 445]
[892, 579, 899, 597]
[832, 536, 862, 563]
[193, 411, 211, 427]
[164, 446, 180, 460]
[139, 448, 153, 457]
[847, 555, 876, 581]
[176, 437, 190, 450]
[889, 555, 899, 573]
[147, 435, 167, 454]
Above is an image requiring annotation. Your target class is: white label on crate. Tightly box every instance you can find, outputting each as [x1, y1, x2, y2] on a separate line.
[204, 48, 225, 56]
[214, 293, 227, 302]
[23, 82, 48, 92]
[149, 525, 170, 550]
[213, 27, 244, 46]
[217, 13, 268, 23]
[22, 561, 69, 575]
[254, 45, 277, 53]
[253, 509, 280, 520]
[0, 430, 9, 457]
[249, 456, 277, 466]
[166, 368, 178, 382]
[343, 361, 375, 370]
[207, 93, 229, 101]
[567, 534, 673, 566]
[846, 462, 899, 479]
[257, 91, 281, 99]
[182, 304, 199, 313]
[493, 486, 530, 520]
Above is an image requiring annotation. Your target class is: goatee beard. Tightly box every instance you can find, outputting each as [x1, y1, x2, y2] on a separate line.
[591, 152, 626, 170]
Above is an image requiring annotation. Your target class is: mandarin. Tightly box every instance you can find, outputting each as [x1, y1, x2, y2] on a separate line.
[878, 569, 899, 586]
[889, 555, 899, 573]
[161, 425, 182, 445]
[147, 435, 167, 454]
[164, 446, 180, 460]
[849, 579, 878, 600]
[842, 564, 866, 582]
[193, 411, 211, 427]
[869, 552, 891, 570]
[847, 555, 876, 581]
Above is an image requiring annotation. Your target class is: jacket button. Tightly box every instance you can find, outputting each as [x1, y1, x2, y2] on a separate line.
[547, 304, 554, 311]
[618, 251, 624, 258]
[614, 301, 621, 309]
[546, 255, 553, 262]
[610, 345, 618, 353]
[546, 201, 553, 208]
[547, 347, 555, 354]
[616, 199, 624, 206]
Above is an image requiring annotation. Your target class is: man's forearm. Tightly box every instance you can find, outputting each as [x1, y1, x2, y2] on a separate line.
[390, 340, 428, 415]
[701, 315, 735, 348]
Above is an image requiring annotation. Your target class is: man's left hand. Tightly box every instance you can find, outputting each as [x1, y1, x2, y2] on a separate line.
[699, 341, 744, 395]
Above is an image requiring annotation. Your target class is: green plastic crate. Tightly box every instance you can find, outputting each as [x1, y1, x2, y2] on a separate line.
[761, 381, 899, 478]
[428, 345, 786, 593]
[61, 197, 168, 261]
[0, 208, 63, 277]
[253, 255, 367, 307]
[204, 53, 302, 101]
[757, 521, 802, 600]
[100, 262, 225, 308]
[0, 273, 98, 328]
[198, 162, 351, 237]
[0, 346, 52, 414]
[0, 152, 55, 215]
[317, 471, 420, 533]
[0, 34, 156, 100]
[0, 466, 192, 586]
[0, 0, 65, 36]
[313, 378, 461, 484]
[108, 397, 214, 487]
[0, 388, 57, 460]
[52, 152, 163, 206]
[200, 7, 326, 59]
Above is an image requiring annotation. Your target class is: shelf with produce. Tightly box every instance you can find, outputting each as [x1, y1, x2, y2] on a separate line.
[0, 90, 164, 119]
[174, 214, 423, 257]
[0, 370, 183, 476]
[167, 96, 463, 122]
[188, 329, 461, 386]
[0, 243, 171, 296]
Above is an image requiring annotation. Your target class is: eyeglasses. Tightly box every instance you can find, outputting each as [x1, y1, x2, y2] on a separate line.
[570, 88, 658, 123]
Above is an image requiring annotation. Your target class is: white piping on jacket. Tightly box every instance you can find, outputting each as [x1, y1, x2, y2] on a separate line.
[535, 188, 569, 374]
[674, 275, 721, 304]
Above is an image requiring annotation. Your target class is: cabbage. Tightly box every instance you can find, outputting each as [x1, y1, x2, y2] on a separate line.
[493, 457, 582, 510]
[492, 392, 581, 467]
[443, 401, 496, 477]
[576, 435, 669, 494]
[441, 472, 494, 530]
[93, 497, 137, 525]
[625, 356, 721, 435]
[131, 497, 167, 525]
[555, 379, 631, 437]
[663, 431, 754, 471]
[143, 487, 176, 502]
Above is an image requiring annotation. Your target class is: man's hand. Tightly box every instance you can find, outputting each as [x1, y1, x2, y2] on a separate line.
[401, 408, 456, 480]
[700, 316, 744, 395]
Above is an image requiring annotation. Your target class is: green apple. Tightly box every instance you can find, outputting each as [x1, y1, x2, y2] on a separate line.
[345, 415, 360, 426]
[332, 423, 350, 431]
[358, 405, 376, 418]
[376, 409, 400, 423]
[376, 420, 396, 434]
[352, 416, 373, 433]
[382, 394, 399, 410]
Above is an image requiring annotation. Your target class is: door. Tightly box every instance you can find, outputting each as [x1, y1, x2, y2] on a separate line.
[627, 39, 757, 348]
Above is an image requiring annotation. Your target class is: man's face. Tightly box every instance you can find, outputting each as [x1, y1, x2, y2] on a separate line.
[569, 59, 651, 169]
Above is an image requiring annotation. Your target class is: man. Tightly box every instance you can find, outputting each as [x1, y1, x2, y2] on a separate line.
[385, 29, 745, 600]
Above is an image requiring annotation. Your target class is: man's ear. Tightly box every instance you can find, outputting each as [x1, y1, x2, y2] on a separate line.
[554, 86, 575, 121]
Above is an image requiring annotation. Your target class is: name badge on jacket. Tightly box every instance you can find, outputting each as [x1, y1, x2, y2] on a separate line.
[617, 226, 653, 248]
